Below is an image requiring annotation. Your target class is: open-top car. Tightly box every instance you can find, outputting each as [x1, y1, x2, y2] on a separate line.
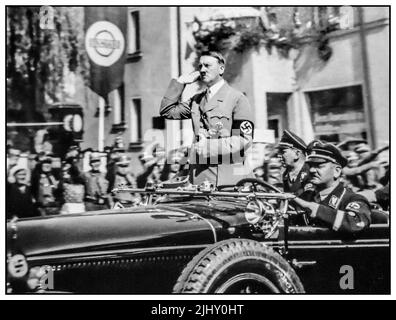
[6, 179, 389, 294]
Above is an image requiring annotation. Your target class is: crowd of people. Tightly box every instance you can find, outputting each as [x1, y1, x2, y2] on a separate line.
[253, 136, 389, 213]
[6, 137, 188, 219]
[6, 133, 389, 220]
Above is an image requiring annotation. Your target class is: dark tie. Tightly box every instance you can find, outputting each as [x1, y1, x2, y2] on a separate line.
[204, 88, 211, 104]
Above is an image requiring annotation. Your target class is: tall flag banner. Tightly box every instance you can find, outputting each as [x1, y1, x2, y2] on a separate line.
[84, 7, 127, 98]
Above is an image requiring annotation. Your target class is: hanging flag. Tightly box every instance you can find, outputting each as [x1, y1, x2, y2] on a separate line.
[84, 7, 127, 98]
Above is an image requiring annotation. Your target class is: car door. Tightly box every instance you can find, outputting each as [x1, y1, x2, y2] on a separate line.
[284, 223, 389, 294]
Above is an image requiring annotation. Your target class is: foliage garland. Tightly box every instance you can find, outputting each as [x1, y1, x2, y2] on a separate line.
[192, 17, 337, 61]
[7, 7, 89, 115]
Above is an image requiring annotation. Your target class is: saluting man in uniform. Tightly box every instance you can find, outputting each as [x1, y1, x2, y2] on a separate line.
[277, 130, 312, 196]
[83, 153, 110, 211]
[110, 154, 138, 206]
[160, 51, 254, 186]
[293, 141, 372, 234]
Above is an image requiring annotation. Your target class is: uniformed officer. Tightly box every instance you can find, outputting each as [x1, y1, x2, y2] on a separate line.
[105, 136, 127, 185]
[110, 154, 139, 206]
[160, 51, 254, 186]
[277, 130, 311, 196]
[7, 147, 21, 183]
[65, 145, 83, 172]
[292, 140, 371, 234]
[31, 154, 60, 216]
[83, 153, 111, 211]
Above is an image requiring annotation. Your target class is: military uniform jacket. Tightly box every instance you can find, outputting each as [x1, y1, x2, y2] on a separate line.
[160, 79, 254, 186]
[304, 182, 372, 234]
[83, 171, 109, 200]
[282, 163, 312, 196]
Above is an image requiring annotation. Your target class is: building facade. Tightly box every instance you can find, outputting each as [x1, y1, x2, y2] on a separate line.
[8, 7, 388, 175]
[77, 6, 391, 174]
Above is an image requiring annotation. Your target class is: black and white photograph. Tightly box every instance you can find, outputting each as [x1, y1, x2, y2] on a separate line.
[5, 3, 390, 297]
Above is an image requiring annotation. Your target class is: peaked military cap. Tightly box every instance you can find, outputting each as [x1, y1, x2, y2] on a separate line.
[116, 154, 131, 166]
[336, 138, 367, 151]
[354, 143, 371, 154]
[89, 152, 101, 163]
[307, 140, 348, 167]
[278, 130, 307, 152]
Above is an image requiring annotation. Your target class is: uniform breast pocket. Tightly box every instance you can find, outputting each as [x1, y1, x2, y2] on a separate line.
[208, 112, 231, 137]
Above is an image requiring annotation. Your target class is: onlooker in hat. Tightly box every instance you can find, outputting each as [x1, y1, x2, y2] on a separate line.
[109, 155, 138, 206]
[7, 167, 38, 219]
[136, 142, 163, 188]
[336, 138, 368, 151]
[59, 162, 85, 214]
[293, 140, 371, 234]
[7, 147, 21, 183]
[105, 137, 126, 186]
[277, 130, 311, 196]
[65, 144, 83, 172]
[341, 150, 365, 191]
[31, 154, 60, 216]
[65, 145, 80, 160]
[83, 153, 111, 211]
[354, 143, 371, 159]
[355, 144, 389, 166]
[159, 149, 186, 183]
[342, 148, 388, 192]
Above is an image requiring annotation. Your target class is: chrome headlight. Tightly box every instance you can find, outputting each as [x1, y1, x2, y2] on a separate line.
[244, 200, 265, 224]
[7, 254, 28, 279]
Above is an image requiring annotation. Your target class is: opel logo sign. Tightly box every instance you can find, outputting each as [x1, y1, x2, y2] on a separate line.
[85, 21, 125, 67]
[63, 114, 83, 133]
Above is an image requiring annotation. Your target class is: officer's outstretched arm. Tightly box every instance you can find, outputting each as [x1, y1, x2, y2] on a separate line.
[343, 161, 379, 176]
[160, 79, 192, 120]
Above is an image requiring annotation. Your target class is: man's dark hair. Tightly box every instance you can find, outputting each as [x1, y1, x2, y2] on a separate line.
[200, 51, 226, 66]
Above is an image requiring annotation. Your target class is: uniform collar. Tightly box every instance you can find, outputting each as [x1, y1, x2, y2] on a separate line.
[200, 80, 228, 114]
[207, 79, 225, 100]
[319, 181, 344, 203]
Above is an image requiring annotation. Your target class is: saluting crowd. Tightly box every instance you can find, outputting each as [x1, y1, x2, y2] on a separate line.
[6, 132, 389, 220]
[5, 50, 389, 222]
[254, 135, 389, 212]
[6, 136, 189, 219]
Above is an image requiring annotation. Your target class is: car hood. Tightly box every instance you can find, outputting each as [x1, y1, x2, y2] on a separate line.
[7, 199, 249, 259]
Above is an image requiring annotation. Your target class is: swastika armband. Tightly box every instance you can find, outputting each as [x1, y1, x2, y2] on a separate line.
[232, 120, 254, 138]
[345, 201, 362, 213]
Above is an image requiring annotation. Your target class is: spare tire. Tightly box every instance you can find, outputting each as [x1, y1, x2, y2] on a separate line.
[173, 239, 304, 293]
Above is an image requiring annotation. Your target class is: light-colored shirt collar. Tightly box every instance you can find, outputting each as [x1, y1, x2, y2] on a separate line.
[206, 79, 225, 100]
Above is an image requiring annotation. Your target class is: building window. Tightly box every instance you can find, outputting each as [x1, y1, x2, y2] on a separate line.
[266, 92, 290, 142]
[128, 10, 141, 56]
[109, 85, 126, 134]
[130, 98, 142, 143]
[152, 116, 165, 130]
[306, 85, 365, 143]
[268, 116, 282, 140]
